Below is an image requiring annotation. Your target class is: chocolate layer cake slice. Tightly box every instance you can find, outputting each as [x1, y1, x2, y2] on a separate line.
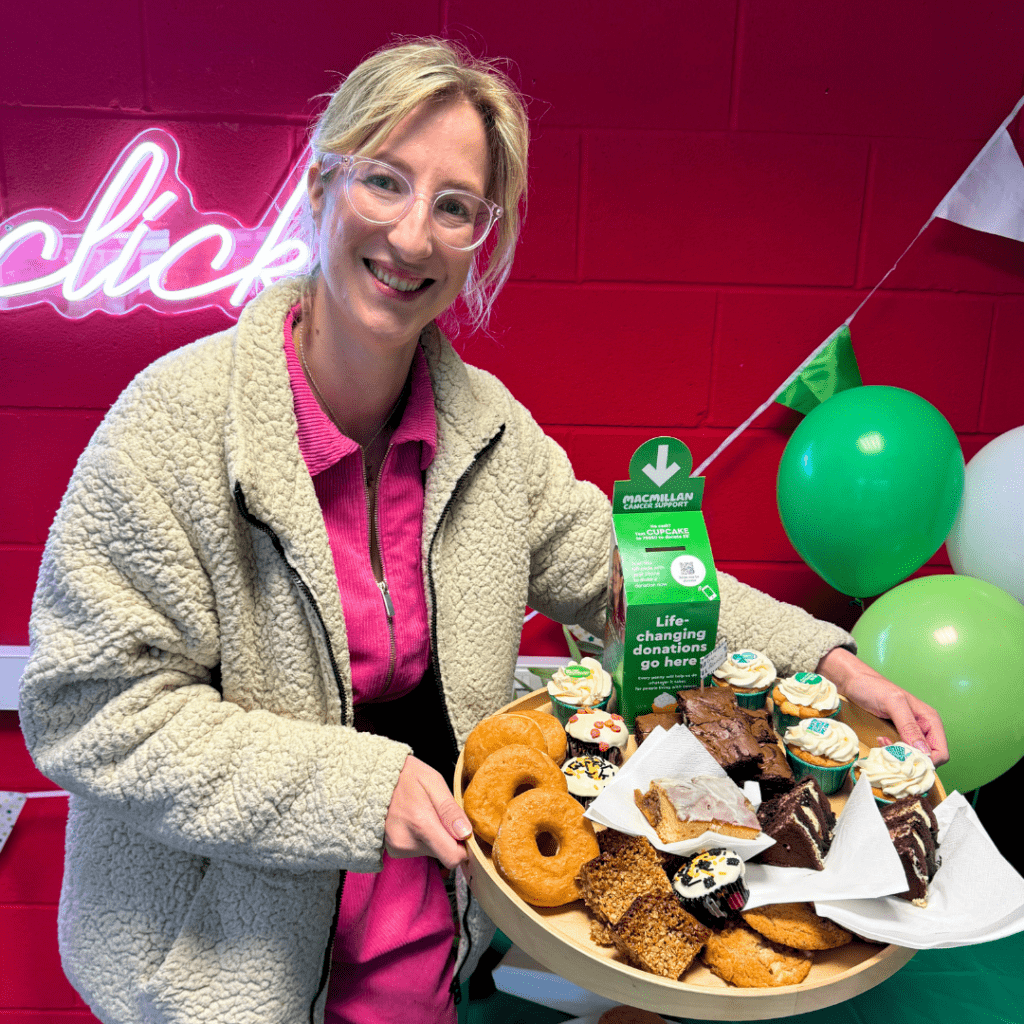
[756, 777, 836, 870]
[882, 796, 941, 906]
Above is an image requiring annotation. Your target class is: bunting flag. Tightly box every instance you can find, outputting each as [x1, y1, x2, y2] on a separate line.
[933, 97, 1024, 243]
[0, 792, 28, 855]
[775, 325, 863, 414]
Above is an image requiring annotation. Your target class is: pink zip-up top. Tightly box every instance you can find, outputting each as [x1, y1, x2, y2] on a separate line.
[283, 309, 456, 1022]
[283, 308, 436, 705]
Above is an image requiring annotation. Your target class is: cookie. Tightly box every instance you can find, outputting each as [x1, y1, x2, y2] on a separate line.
[702, 923, 812, 988]
[741, 902, 853, 951]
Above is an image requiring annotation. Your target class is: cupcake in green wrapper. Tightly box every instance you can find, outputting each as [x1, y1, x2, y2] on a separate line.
[783, 717, 860, 795]
[711, 648, 776, 709]
[546, 657, 613, 725]
[770, 671, 841, 734]
[854, 742, 936, 807]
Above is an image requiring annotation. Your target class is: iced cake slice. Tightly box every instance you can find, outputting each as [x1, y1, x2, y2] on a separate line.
[634, 776, 761, 843]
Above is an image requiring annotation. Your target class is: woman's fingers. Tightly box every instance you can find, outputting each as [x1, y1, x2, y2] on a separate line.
[384, 755, 470, 869]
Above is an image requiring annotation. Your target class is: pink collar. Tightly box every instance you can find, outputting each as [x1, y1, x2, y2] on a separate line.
[283, 305, 437, 477]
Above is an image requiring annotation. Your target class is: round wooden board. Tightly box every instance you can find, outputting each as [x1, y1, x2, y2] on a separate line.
[456, 689, 944, 1020]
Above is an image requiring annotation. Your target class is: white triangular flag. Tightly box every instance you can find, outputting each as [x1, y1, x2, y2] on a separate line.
[0, 792, 28, 855]
[934, 96, 1024, 243]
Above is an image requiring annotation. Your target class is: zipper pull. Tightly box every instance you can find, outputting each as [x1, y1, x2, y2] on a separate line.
[377, 579, 394, 620]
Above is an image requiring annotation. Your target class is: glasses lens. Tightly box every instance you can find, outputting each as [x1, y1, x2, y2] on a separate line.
[432, 191, 493, 250]
[346, 160, 412, 223]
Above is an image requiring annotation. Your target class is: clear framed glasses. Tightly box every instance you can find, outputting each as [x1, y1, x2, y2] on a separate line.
[319, 154, 502, 252]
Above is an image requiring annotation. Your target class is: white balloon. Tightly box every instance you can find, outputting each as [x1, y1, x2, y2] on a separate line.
[946, 424, 1024, 604]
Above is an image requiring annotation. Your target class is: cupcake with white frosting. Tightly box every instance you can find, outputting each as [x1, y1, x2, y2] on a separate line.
[561, 754, 618, 808]
[783, 718, 861, 794]
[854, 742, 936, 805]
[712, 649, 777, 709]
[547, 657, 613, 724]
[771, 671, 841, 734]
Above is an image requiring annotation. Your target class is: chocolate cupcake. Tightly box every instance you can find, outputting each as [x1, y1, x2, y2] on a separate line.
[565, 708, 629, 766]
[671, 848, 748, 926]
[561, 754, 618, 808]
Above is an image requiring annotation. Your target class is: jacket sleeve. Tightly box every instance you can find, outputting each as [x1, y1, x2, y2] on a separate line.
[505, 401, 612, 637]
[19, 424, 409, 876]
[502, 396, 854, 673]
[716, 570, 856, 676]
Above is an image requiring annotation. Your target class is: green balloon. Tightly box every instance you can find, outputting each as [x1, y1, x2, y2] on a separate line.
[852, 574, 1024, 794]
[776, 386, 964, 597]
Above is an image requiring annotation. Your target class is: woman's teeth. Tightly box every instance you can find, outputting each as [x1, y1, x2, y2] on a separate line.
[368, 261, 428, 292]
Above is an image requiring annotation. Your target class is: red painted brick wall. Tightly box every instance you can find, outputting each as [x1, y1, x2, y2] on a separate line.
[2, 2, 1023, 1017]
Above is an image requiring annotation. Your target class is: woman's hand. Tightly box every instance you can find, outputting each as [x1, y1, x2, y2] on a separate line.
[384, 755, 473, 870]
[816, 647, 949, 766]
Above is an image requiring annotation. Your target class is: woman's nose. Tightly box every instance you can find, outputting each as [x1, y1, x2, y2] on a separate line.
[387, 195, 433, 260]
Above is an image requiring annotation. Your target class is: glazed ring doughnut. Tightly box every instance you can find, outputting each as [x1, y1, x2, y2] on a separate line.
[492, 787, 600, 907]
[508, 709, 567, 765]
[463, 714, 546, 778]
[463, 744, 567, 845]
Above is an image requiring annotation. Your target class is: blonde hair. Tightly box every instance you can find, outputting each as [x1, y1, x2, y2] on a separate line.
[304, 38, 529, 333]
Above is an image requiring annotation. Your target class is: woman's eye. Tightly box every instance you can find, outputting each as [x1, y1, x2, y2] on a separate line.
[364, 173, 402, 194]
[435, 196, 473, 222]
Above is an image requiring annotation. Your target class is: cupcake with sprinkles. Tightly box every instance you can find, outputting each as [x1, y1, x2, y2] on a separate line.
[561, 755, 618, 808]
[565, 708, 629, 766]
[671, 848, 749, 926]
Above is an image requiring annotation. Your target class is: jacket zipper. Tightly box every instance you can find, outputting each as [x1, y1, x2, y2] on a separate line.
[425, 424, 505, 984]
[235, 421, 505, 1005]
[232, 482, 349, 1022]
[364, 446, 398, 693]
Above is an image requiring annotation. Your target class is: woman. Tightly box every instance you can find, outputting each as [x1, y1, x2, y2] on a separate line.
[19, 38, 946, 1024]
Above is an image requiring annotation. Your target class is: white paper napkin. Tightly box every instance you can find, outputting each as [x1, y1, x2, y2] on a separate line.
[816, 791, 1024, 948]
[742, 773, 907, 909]
[584, 724, 776, 859]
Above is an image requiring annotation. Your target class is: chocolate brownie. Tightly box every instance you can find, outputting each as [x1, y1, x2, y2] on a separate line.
[634, 711, 682, 745]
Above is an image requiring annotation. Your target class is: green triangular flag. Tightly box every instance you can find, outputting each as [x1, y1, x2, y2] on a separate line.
[775, 325, 863, 414]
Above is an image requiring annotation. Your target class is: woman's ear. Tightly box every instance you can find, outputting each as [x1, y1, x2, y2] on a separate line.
[307, 163, 326, 224]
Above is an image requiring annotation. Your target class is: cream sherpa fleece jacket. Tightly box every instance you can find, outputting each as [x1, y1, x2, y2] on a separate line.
[20, 279, 853, 1024]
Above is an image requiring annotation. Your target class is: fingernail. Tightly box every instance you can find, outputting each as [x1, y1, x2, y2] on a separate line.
[454, 818, 472, 839]
[912, 740, 932, 757]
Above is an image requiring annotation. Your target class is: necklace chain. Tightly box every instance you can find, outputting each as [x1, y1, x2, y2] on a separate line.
[294, 315, 405, 453]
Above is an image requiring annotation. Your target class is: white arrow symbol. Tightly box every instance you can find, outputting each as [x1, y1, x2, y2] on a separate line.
[642, 444, 681, 486]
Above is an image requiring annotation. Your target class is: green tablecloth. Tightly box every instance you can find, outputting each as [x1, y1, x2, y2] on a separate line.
[459, 929, 1023, 1024]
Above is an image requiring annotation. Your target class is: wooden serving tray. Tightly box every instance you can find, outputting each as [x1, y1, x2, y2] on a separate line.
[455, 689, 945, 1021]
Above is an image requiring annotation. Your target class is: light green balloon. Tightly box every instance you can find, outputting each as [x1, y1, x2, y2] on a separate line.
[852, 574, 1024, 794]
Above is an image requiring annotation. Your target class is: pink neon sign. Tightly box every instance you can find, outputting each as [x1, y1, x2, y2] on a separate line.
[0, 128, 311, 318]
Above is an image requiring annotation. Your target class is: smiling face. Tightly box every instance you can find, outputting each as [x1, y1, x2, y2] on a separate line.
[308, 96, 490, 355]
